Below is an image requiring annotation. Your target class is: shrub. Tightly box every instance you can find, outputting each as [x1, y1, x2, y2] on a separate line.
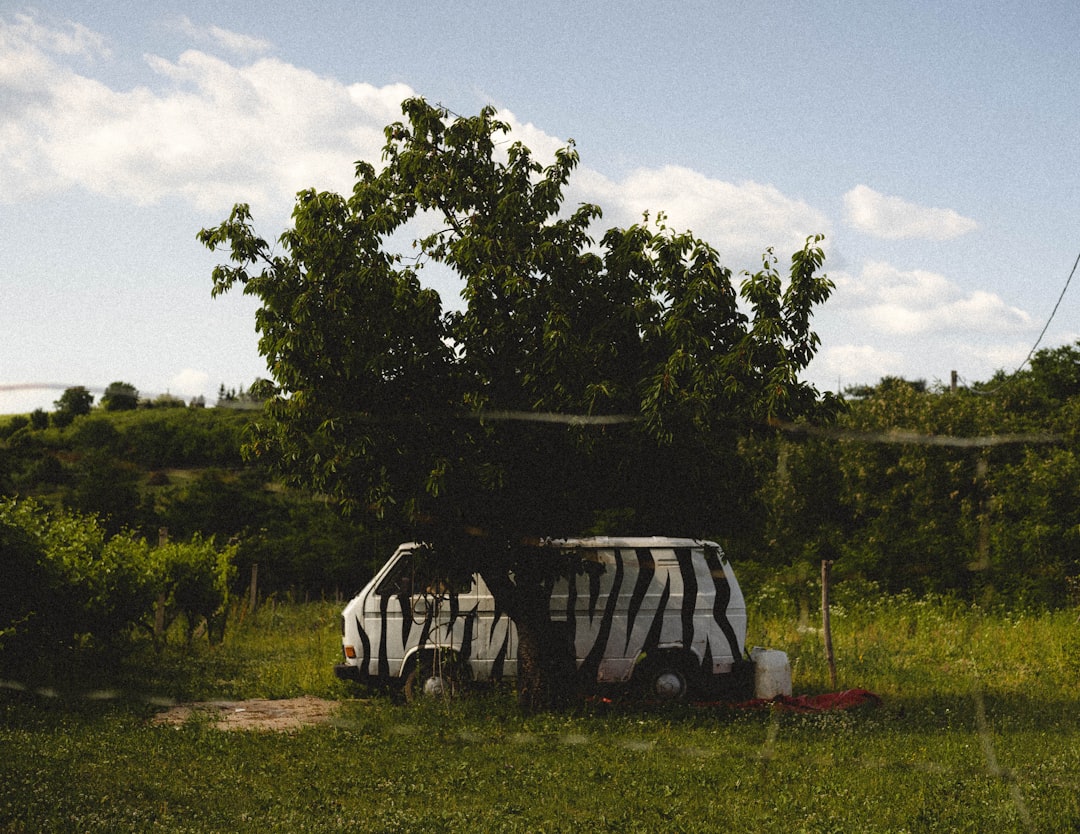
[158, 536, 237, 644]
[0, 498, 237, 657]
[0, 415, 30, 440]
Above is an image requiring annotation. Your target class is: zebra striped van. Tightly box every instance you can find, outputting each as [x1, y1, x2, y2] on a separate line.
[334, 537, 749, 701]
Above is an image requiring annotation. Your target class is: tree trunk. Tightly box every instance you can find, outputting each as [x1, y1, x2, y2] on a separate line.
[477, 544, 580, 713]
[510, 592, 578, 713]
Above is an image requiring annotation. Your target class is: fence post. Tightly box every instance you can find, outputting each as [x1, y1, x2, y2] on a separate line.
[248, 563, 259, 613]
[155, 528, 168, 638]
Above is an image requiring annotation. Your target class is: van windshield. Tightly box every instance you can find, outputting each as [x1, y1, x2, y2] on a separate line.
[375, 549, 473, 597]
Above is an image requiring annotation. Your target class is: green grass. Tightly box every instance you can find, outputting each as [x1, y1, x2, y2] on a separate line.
[2, 597, 1078, 832]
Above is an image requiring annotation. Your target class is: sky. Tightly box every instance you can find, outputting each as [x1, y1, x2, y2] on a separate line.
[2, 1, 1079, 414]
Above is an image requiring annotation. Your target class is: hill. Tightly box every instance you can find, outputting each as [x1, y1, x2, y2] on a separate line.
[0, 405, 385, 597]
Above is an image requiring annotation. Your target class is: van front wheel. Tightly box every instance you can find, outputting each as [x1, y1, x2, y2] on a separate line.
[403, 658, 466, 702]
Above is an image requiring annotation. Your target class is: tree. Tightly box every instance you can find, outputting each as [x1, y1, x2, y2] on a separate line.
[53, 386, 94, 427]
[102, 381, 139, 411]
[200, 98, 839, 710]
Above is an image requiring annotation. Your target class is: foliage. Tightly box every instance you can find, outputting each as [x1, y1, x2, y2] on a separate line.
[148, 392, 188, 409]
[53, 385, 94, 427]
[65, 451, 150, 536]
[155, 467, 383, 597]
[200, 99, 838, 539]
[746, 362, 1080, 608]
[7, 334, 1080, 619]
[200, 98, 838, 709]
[1, 406, 385, 597]
[0, 497, 237, 658]
[157, 535, 237, 644]
[0, 414, 30, 440]
[101, 380, 139, 411]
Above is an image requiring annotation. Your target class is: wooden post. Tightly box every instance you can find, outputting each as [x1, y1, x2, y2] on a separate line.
[248, 563, 259, 613]
[822, 559, 837, 689]
[155, 528, 168, 637]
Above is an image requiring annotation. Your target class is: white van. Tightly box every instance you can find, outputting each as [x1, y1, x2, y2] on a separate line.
[334, 537, 750, 701]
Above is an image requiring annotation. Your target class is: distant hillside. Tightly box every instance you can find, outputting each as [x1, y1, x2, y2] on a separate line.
[0, 406, 387, 597]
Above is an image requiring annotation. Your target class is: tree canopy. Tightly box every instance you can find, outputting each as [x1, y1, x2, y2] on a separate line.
[200, 98, 838, 708]
[200, 98, 838, 542]
[102, 381, 139, 412]
[53, 386, 94, 427]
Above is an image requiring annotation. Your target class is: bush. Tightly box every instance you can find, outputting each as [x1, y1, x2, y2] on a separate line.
[0, 415, 29, 440]
[0, 498, 237, 657]
[158, 536, 237, 644]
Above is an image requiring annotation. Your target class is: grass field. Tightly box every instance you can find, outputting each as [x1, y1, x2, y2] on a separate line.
[2, 593, 1078, 832]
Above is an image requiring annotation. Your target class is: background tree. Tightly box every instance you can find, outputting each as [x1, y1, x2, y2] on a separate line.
[102, 381, 139, 411]
[200, 98, 839, 709]
[53, 386, 94, 428]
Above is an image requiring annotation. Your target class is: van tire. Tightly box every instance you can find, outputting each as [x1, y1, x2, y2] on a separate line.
[636, 651, 697, 702]
[403, 656, 466, 702]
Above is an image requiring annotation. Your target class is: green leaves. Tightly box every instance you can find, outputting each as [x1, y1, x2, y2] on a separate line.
[0, 498, 237, 653]
[201, 97, 836, 542]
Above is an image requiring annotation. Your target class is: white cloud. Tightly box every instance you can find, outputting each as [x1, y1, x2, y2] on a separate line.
[954, 340, 1030, 375]
[832, 261, 1030, 337]
[572, 165, 829, 267]
[843, 184, 978, 240]
[0, 12, 110, 61]
[1, 13, 827, 270]
[849, 261, 956, 306]
[804, 258, 1040, 389]
[810, 344, 908, 388]
[169, 368, 209, 398]
[0, 14, 414, 217]
[173, 16, 273, 57]
[496, 108, 567, 163]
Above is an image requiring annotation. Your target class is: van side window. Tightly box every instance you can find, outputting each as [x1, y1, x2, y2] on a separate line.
[576, 549, 608, 577]
[375, 556, 415, 596]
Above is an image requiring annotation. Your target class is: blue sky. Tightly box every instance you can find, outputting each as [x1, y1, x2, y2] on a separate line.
[2, 2, 1079, 413]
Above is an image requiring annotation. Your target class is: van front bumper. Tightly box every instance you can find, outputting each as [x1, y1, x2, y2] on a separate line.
[333, 662, 363, 682]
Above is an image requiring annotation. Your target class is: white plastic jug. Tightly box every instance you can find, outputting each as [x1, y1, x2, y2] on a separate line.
[751, 647, 792, 699]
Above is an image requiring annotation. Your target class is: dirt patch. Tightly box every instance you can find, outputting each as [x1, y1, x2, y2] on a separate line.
[152, 696, 339, 731]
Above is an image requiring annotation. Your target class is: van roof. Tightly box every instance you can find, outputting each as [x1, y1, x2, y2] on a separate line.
[397, 537, 721, 552]
[543, 537, 720, 550]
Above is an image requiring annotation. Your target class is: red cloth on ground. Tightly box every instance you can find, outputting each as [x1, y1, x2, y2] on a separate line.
[737, 688, 881, 712]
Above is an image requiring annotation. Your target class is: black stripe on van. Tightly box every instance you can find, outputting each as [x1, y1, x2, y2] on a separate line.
[355, 615, 371, 671]
[639, 574, 672, 657]
[578, 551, 624, 684]
[458, 604, 477, 660]
[587, 562, 602, 621]
[704, 546, 741, 659]
[378, 593, 390, 679]
[415, 604, 435, 654]
[396, 591, 413, 651]
[624, 548, 655, 656]
[675, 547, 697, 649]
[490, 609, 508, 679]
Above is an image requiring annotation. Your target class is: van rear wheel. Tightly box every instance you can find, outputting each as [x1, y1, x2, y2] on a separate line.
[636, 652, 696, 702]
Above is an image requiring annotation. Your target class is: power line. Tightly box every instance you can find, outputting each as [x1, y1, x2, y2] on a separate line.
[1014, 249, 1080, 374]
